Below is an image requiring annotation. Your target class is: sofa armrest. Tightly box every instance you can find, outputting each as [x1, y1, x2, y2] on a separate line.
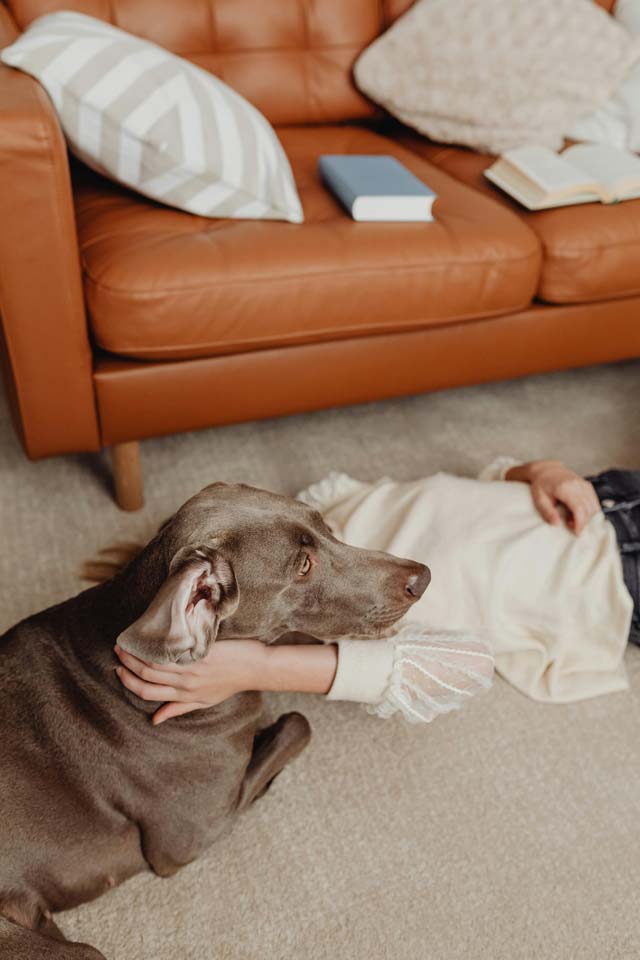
[0, 11, 100, 458]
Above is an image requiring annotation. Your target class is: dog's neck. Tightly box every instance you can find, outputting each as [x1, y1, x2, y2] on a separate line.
[62, 538, 170, 715]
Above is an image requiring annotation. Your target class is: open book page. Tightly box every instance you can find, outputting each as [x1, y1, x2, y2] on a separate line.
[562, 143, 640, 201]
[485, 145, 601, 208]
[502, 145, 596, 194]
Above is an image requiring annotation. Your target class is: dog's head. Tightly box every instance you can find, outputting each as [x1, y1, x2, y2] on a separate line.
[117, 483, 430, 663]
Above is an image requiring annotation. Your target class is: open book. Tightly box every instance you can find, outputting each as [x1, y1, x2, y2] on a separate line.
[484, 143, 640, 210]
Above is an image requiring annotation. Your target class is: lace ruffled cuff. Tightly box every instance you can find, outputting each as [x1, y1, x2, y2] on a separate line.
[327, 622, 495, 724]
[368, 624, 495, 723]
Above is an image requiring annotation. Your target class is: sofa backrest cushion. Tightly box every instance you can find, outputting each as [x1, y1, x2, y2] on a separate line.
[3, 0, 407, 124]
[1, 12, 305, 222]
[1, 0, 614, 124]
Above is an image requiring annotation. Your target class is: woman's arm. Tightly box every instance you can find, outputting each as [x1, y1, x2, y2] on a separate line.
[479, 456, 601, 535]
[115, 641, 338, 725]
[504, 459, 601, 534]
[115, 623, 494, 726]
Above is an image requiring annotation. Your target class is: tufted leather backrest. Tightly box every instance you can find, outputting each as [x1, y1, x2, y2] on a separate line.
[3, 0, 414, 124]
[2, 0, 614, 124]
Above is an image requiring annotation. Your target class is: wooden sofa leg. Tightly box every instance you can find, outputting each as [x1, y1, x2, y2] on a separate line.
[111, 442, 144, 511]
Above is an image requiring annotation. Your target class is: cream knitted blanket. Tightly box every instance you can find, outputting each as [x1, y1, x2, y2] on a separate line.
[355, 0, 640, 154]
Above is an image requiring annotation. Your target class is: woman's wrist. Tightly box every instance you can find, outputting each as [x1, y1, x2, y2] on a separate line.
[505, 460, 558, 484]
[214, 640, 338, 696]
[260, 643, 338, 695]
[504, 462, 532, 483]
[217, 639, 274, 696]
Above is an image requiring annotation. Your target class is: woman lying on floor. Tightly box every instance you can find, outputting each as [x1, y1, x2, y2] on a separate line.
[114, 460, 640, 725]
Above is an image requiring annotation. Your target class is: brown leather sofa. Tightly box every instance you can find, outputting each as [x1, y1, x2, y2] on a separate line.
[0, 0, 637, 509]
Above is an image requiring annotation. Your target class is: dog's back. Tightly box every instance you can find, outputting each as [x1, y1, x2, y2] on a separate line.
[0, 611, 148, 922]
[0, 593, 261, 935]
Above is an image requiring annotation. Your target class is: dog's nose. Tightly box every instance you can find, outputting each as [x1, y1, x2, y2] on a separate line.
[404, 564, 431, 601]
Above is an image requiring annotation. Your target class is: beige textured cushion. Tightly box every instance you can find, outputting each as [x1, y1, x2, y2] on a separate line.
[1, 11, 303, 223]
[354, 0, 640, 154]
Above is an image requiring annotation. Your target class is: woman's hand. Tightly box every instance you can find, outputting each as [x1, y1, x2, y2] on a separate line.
[505, 460, 601, 535]
[114, 639, 338, 725]
[114, 639, 268, 725]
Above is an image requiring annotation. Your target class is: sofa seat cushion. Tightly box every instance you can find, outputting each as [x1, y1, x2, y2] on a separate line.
[399, 134, 640, 305]
[75, 125, 540, 361]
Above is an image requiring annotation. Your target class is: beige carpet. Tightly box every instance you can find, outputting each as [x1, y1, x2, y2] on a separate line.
[1, 360, 640, 960]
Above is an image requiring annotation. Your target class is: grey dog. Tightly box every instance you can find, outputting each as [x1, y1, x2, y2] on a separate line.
[0, 482, 430, 959]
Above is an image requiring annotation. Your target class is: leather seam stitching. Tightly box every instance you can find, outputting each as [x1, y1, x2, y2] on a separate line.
[542, 237, 640, 256]
[539, 286, 640, 304]
[92, 301, 537, 358]
[160, 41, 370, 56]
[207, 0, 218, 59]
[82, 250, 540, 300]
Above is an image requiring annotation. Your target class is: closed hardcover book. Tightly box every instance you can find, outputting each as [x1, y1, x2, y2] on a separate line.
[318, 155, 436, 222]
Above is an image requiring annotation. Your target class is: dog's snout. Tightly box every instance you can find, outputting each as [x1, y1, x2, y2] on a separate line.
[404, 564, 431, 601]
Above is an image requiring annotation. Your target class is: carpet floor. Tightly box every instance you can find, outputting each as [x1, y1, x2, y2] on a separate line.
[1, 360, 639, 960]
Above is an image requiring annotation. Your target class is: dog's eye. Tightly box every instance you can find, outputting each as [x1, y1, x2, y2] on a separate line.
[298, 554, 312, 577]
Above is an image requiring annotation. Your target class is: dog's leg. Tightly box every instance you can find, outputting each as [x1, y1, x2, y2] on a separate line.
[237, 711, 311, 810]
[0, 913, 105, 959]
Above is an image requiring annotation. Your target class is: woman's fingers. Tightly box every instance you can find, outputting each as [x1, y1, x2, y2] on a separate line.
[114, 645, 189, 686]
[533, 488, 562, 526]
[115, 664, 183, 703]
[586, 484, 603, 520]
[560, 483, 601, 535]
[152, 701, 208, 725]
[573, 496, 596, 534]
[570, 503, 587, 535]
[573, 499, 601, 535]
[116, 663, 210, 723]
[526, 464, 602, 536]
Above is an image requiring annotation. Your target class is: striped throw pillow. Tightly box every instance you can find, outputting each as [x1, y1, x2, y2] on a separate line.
[1, 11, 304, 223]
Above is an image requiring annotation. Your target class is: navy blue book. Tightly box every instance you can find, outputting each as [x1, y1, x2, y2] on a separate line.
[318, 154, 436, 221]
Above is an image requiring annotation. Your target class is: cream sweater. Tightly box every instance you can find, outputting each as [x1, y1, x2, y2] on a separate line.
[298, 461, 633, 716]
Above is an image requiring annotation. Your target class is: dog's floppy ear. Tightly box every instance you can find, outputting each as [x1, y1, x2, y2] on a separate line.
[117, 546, 238, 664]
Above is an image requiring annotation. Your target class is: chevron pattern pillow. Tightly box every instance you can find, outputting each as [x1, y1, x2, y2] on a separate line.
[1, 11, 304, 223]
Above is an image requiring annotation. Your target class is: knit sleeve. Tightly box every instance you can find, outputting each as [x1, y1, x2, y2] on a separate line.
[296, 471, 369, 510]
[327, 622, 494, 724]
